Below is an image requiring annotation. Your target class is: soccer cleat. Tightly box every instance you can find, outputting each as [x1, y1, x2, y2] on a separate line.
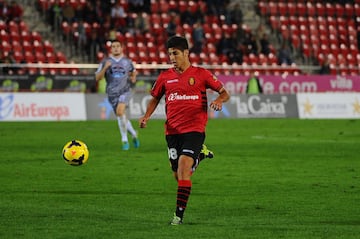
[133, 137, 140, 148]
[122, 141, 130, 150]
[192, 144, 214, 172]
[200, 144, 214, 159]
[170, 213, 183, 225]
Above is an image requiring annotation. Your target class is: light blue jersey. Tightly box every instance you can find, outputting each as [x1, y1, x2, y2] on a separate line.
[96, 56, 135, 97]
[96, 56, 135, 112]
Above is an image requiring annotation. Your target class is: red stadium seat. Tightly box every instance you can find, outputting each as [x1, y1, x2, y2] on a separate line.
[280, 25, 290, 41]
[128, 52, 139, 63]
[318, 24, 328, 35]
[335, 3, 345, 17]
[31, 31, 42, 42]
[0, 29, 10, 42]
[35, 52, 46, 63]
[289, 24, 299, 35]
[158, 50, 168, 63]
[288, 16, 297, 25]
[277, 2, 287, 16]
[299, 24, 308, 35]
[189, 52, 200, 64]
[279, 16, 288, 28]
[328, 34, 338, 45]
[206, 42, 216, 54]
[345, 3, 355, 17]
[291, 34, 300, 49]
[306, 2, 316, 16]
[146, 41, 157, 54]
[159, 0, 169, 12]
[24, 51, 36, 63]
[307, 16, 316, 26]
[125, 42, 136, 54]
[310, 35, 319, 47]
[43, 40, 55, 53]
[138, 51, 149, 63]
[151, 0, 160, 13]
[297, 16, 307, 26]
[188, 0, 199, 13]
[147, 51, 159, 63]
[319, 34, 329, 46]
[61, 21, 71, 36]
[10, 31, 21, 42]
[33, 40, 44, 53]
[301, 43, 311, 59]
[348, 25, 357, 39]
[12, 50, 23, 63]
[21, 30, 32, 42]
[267, 53, 277, 65]
[11, 40, 22, 53]
[1, 41, 11, 54]
[46, 52, 57, 63]
[257, 1, 267, 16]
[136, 42, 147, 52]
[330, 44, 339, 57]
[337, 25, 347, 38]
[56, 51, 67, 63]
[300, 34, 310, 45]
[296, 3, 306, 16]
[0, 20, 6, 31]
[209, 52, 219, 64]
[7, 20, 19, 34]
[326, 16, 336, 27]
[325, 3, 335, 17]
[168, 0, 177, 12]
[22, 41, 33, 53]
[269, 16, 279, 30]
[315, 3, 325, 16]
[287, 2, 297, 16]
[355, 53, 360, 66]
[258, 53, 268, 65]
[268, 2, 278, 16]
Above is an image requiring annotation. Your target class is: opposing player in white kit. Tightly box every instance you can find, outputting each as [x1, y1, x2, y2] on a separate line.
[95, 40, 140, 150]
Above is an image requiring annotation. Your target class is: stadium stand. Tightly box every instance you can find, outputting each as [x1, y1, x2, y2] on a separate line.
[1, 0, 360, 76]
[257, 0, 360, 76]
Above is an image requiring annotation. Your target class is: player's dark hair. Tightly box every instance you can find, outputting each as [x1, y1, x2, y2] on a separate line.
[166, 36, 189, 50]
[111, 39, 122, 46]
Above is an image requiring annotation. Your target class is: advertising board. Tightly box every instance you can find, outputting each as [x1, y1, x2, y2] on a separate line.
[0, 93, 86, 121]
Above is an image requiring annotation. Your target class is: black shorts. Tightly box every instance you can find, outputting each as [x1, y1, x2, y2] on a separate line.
[166, 132, 205, 172]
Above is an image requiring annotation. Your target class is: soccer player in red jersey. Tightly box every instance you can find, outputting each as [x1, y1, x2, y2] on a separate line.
[139, 36, 230, 225]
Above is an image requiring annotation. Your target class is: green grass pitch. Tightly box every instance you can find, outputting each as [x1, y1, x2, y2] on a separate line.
[0, 119, 359, 239]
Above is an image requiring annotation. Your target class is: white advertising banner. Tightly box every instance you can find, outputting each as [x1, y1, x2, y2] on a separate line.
[297, 93, 360, 119]
[0, 93, 86, 121]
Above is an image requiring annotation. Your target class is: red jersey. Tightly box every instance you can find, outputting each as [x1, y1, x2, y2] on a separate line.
[151, 66, 223, 135]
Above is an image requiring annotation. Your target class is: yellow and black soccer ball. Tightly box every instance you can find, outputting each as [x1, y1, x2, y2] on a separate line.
[62, 140, 89, 166]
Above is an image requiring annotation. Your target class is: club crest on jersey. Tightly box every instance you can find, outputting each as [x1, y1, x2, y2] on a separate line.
[188, 77, 195, 86]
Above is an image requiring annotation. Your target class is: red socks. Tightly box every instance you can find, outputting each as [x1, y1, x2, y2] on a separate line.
[175, 180, 192, 219]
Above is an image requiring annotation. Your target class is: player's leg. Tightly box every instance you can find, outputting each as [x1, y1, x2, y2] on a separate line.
[168, 132, 204, 225]
[126, 119, 140, 148]
[116, 102, 129, 150]
[171, 154, 194, 225]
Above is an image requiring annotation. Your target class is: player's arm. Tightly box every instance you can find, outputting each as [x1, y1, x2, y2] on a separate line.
[209, 87, 230, 111]
[129, 70, 137, 84]
[139, 96, 161, 128]
[95, 60, 111, 82]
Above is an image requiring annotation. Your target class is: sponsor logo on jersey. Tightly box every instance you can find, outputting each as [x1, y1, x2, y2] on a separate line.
[168, 92, 199, 101]
[188, 77, 195, 86]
